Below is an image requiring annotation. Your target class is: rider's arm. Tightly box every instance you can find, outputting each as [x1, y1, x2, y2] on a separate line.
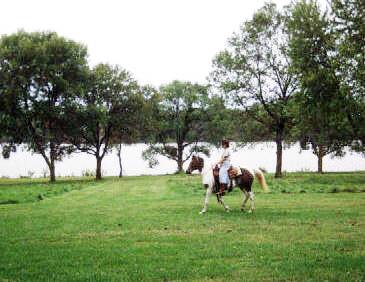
[217, 149, 229, 165]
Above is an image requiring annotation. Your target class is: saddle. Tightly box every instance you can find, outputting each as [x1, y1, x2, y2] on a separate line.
[227, 167, 254, 191]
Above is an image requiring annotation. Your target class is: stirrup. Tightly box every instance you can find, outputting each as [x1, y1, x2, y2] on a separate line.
[216, 190, 225, 196]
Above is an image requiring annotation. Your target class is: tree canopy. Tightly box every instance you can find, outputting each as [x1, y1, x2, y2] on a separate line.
[1, 2, 364, 179]
[211, 3, 297, 177]
[66, 63, 143, 180]
[0, 31, 88, 181]
[142, 80, 210, 172]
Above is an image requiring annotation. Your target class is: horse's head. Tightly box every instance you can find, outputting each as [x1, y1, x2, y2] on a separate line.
[186, 155, 204, 174]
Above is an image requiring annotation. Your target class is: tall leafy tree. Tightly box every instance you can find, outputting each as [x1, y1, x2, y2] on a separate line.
[0, 31, 88, 181]
[331, 0, 365, 91]
[112, 85, 156, 177]
[211, 3, 297, 177]
[142, 80, 209, 173]
[202, 96, 237, 147]
[67, 63, 142, 180]
[331, 0, 365, 151]
[0, 68, 20, 157]
[237, 103, 276, 144]
[287, 0, 350, 173]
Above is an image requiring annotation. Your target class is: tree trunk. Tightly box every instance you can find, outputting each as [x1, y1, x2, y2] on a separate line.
[96, 157, 102, 180]
[39, 147, 56, 182]
[117, 144, 123, 178]
[275, 130, 283, 178]
[49, 142, 56, 182]
[43, 156, 56, 182]
[177, 143, 183, 173]
[317, 145, 324, 174]
[49, 157, 56, 182]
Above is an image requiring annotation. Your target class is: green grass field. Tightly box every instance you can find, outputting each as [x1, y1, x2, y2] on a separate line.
[0, 172, 364, 281]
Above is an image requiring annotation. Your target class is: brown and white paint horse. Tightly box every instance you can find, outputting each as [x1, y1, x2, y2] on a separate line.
[200, 163, 269, 214]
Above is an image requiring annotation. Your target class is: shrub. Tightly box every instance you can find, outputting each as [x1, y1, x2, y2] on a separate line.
[82, 169, 95, 177]
[343, 188, 356, 193]
[330, 187, 340, 193]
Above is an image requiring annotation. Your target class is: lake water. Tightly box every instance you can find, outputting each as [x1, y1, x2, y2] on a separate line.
[0, 142, 363, 178]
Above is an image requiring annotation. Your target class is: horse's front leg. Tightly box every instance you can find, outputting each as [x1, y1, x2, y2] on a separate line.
[241, 190, 249, 211]
[200, 186, 212, 214]
[248, 191, 255, 213]
[218, 196, 231, 212]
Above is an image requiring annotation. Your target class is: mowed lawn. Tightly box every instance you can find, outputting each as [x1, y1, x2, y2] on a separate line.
[0, 173, 364, 281]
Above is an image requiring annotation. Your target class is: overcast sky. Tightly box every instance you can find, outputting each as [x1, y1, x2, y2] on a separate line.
[1, 0, 308, 87]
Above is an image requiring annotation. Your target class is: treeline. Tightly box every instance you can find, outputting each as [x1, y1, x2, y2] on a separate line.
[0, 0, 364, 181]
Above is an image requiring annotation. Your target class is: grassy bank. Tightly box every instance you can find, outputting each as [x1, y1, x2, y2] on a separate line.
[1, 172, 365, 205]
[0, 177, 98, 205]
[0, 172, 364, 281]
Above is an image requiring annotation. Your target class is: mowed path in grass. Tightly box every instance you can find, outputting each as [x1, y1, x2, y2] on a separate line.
[0, 174, 364, 281]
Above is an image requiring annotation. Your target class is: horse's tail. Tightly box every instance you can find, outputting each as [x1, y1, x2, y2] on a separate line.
[254, 169, 270, 193]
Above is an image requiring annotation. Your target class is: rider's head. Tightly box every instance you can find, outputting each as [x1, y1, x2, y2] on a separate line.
[222, 139, 229, 148]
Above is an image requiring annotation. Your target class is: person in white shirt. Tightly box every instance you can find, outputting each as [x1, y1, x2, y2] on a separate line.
[216, 139, 231, 195]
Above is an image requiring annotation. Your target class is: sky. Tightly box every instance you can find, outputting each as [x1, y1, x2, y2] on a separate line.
[1, 0, 302, 87]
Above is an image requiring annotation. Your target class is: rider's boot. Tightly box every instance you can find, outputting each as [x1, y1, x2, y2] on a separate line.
[217, 183, 227, 196]
[228, 180, 233, 192]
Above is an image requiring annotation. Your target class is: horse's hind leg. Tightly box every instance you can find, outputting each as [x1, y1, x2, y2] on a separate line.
[241, 191, 249, 211]
[248, 191, 255, 213]
[200, 186, 212, 214]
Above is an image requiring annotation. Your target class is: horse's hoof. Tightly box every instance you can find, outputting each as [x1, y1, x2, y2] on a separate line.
[248, 210, 253, 213]
[240, 208, 245, 212]
[199, 210, 206, 214]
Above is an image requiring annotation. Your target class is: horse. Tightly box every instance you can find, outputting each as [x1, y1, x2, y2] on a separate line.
[186, 155, 204, 174]
[200, 163, 269, 214]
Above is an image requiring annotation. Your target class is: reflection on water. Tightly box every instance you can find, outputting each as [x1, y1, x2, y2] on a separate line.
[0, 143, 363, 178]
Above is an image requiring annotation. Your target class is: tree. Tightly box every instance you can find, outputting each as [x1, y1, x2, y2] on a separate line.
[287, 0, 350, 173]
[331, 0, 365, 91]
[238, 103, 276, 143]
[67, 63, 142, 180]
[201, 96, 238, 147]
[0, 31, 88, 181]
[331, 0, 365, 152]
[142, 81, 210, 173]
[112, 85, 156, 177]
[211, 3, 297, 177]
[0, 68, 20, 158]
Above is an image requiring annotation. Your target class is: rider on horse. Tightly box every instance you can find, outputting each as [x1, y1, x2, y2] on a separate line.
[216, 139, 231, 196]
